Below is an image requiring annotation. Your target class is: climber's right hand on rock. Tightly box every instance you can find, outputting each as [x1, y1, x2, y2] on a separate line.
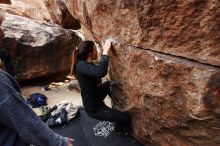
[103, 39, 112, 55]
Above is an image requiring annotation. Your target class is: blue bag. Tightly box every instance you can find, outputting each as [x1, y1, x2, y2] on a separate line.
[27, 93, 47, 108]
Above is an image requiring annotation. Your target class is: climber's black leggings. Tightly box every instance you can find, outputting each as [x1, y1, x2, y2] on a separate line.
[87, 81, 131, 132]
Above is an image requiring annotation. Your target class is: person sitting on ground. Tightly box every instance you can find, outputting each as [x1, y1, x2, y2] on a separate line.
[0, 69, 74, 146]
[0, 11, 73, 146]
[72, 40, 131, 135]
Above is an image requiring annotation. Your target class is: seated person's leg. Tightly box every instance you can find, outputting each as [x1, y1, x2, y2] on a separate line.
[96, 81, 111, 102]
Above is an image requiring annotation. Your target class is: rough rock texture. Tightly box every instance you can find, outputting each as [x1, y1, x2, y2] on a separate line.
[0, 0, 11, 4]
[63, 1, 220, 145]
[45, 0, 80, 29]
[0, 0, 220, 145]
[110, 44, 220, 146]
[1, 13, 81, 80]
[0, 0, 80, 29]
[0, 0, 51, 21]
[64, 0, 220, 67]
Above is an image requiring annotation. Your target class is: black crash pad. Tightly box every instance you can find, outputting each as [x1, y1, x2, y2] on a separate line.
[52, 109, 143, 146]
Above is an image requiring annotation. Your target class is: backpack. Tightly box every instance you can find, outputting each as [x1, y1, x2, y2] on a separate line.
[27, 93, 47, 108]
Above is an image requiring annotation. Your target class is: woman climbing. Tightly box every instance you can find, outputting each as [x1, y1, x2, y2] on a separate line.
[72, 40, 131, 135]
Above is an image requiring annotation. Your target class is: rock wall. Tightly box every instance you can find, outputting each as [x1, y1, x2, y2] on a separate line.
[110, 44, 220, 146]
[0, 0, 11, 4]
[0, 0, 220, 145]
[64, 0, 220, 66]
[63, 1, 220, 145]
[1, 13, 81, 80]
[0, 0, 80, 29]
[0, 0, 51, 22]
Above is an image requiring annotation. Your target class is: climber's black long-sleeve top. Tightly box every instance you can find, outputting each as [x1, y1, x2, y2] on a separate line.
[76, 55, 109, 111]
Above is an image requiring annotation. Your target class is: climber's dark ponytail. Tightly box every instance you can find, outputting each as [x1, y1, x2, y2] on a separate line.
[70, 41, 95, 78]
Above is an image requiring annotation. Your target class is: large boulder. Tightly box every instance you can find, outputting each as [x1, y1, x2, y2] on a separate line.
[64, 0, 220, 67]
[0, 0, 51, 21]
[0, 0, 80, 29]
[62, 0, 220, 145]
[44, 0, 80, 29]
[1, 0, 220, 145]
[0, 0, 11, 4]
[110, 44, 220, 145]
[1, 13, 81, 80]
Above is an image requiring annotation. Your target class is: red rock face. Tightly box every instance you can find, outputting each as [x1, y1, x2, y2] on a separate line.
[1, 0, 220, 145]
[0, 0, 11, 4]
[1, 14, 81, 80]
[0, 0, 51, 21]
[63, 1, 220, 145]
[44, 0, 80, 29]
[109, 44, 220, 145]
[0, 1, 81, 79]
[203, 73, 220, 115]
[0, 0, 80, 29]
[64, 0, 220, 67]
